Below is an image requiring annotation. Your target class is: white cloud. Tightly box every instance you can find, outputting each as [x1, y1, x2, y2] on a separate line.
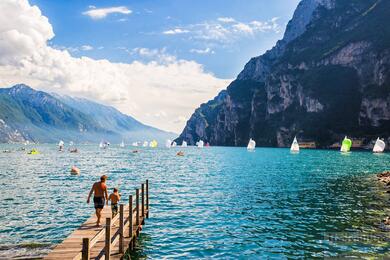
[125, 47, 176, 63]
[232, 23, 253, 34]
[217, 17, 235, 23]
[162, 28, 190, 35]
[173, 116, 187, 124]
[163, 17, 282, 43]
[82, 6, 132, 20]
[81, 45, 93, 51]
[0, 0, 231, 133]
[190, 48, 214, 55]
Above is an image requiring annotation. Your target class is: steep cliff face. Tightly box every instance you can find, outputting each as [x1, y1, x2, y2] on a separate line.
[177, 0, 390, 148]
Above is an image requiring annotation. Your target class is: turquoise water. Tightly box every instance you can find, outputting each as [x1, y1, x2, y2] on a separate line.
[0, 145, 389, 258]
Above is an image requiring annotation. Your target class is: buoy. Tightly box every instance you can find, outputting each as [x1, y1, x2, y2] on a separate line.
[70, 166, 80, 175]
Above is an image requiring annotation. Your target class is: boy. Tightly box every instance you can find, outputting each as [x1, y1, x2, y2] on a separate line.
[109, 188, 121, 218]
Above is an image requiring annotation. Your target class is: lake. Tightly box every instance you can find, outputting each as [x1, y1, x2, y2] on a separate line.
[0, 144, 389, 258]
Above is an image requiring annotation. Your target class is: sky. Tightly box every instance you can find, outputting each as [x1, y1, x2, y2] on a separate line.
[0, 0, 301, 133]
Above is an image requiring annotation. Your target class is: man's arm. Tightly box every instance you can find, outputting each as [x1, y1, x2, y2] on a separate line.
[87, 184, 94, 203]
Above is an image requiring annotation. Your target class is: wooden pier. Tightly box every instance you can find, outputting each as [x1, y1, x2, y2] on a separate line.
[45, 180, 149, 260]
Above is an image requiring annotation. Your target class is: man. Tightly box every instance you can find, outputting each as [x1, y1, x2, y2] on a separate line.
[87, 175, 109, 227]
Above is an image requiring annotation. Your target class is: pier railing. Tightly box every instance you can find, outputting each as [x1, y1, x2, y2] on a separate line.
[45, 180, 149, 260]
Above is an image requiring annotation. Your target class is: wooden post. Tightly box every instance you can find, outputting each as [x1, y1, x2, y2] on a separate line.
[119, 204, 124, 254]
[105, 218, 111, 260]
[82, 238, 90, 260]
[129, 195, 133, 239]
[136, 188, 140, 234]
[141, 183, 145, 223]
[146, 179, 149, 218]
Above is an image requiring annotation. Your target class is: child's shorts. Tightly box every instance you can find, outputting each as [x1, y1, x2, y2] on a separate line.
[111, 203, 118, 216]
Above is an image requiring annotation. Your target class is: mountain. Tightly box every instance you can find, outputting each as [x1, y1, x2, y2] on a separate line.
[0, 84, 175, 143]
[176, 0, 390, 148]
[56, 95, 176, 143]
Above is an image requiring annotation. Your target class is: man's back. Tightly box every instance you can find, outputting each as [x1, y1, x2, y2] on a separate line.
[93, 181, 107, 197]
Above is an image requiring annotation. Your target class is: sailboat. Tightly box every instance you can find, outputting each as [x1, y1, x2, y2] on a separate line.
[58, 140, 64, 151]
[373, 138, 386, 153]
[197, 140, 204, 148]
[290, 136, 300, 153]
[143, 141, 148, 147]
[99, 141, 109, 149]
[150, 140, 158, 148]
[119, 141, 125, 148]
[247, 138, 256, 151]
[340, 136, 352, 153]
[132, 142, 139, 147]
[181, 141, 187, 147]
[165, 139, 172, 148]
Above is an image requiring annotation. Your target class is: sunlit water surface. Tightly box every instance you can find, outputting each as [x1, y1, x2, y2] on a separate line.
[0, 144, 389, 259]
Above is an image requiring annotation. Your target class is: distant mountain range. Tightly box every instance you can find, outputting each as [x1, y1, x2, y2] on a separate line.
[0, 84, 176, 143]
[177, 0, 390, 148]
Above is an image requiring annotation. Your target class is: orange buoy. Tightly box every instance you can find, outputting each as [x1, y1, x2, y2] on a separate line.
[70, 165, 80, 175]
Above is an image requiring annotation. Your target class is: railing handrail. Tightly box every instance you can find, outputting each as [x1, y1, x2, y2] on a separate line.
[81, 180, 149, 260]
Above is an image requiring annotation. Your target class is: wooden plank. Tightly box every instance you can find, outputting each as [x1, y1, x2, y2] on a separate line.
[82, 238, 90, 260]
[45, 182, 149, 260]
[141, 184, 145, 220]
[119, 204, 124, 254]
[105, 218, 111, 260]
[146, 179, 149, 218]
[128, 194, 133, 250]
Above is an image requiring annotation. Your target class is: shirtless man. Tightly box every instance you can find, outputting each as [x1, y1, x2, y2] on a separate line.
[87, 175, 108, 226]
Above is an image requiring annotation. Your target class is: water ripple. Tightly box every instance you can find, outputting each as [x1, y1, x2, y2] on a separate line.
[0, 145, 389, 258]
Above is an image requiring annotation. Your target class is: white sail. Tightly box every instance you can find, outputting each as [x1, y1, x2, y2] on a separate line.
[143, 141, 148, 147]
[69, 141, 74, 146]
[120, 141, 125, 147]
[58, 140, 64, 147]
[197, 140, 204, 148]
[165, 139, 172, 148]
[247, 138, 256, 151]
[99, 141, 109, 149]
[181, 141, 187, 147]
[172, 141, 177, 147]
[373, 138, 386, 153]
[290, 137, 300, 152]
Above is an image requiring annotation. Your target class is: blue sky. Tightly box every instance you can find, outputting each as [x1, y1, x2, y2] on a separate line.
[30, 0, 300, 78]
[0, 0, 301, 132]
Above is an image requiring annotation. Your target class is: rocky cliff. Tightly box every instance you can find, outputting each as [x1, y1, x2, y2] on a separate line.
[176, 0, 390, 148]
